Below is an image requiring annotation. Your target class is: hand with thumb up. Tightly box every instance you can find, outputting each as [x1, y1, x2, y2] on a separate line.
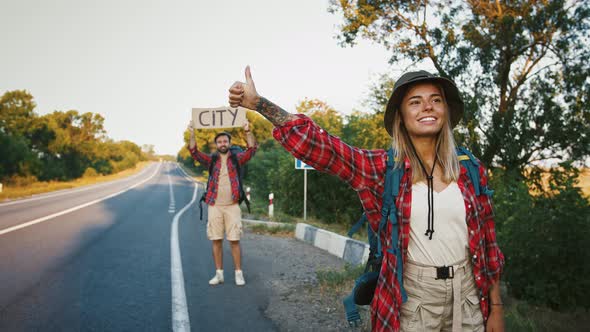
[228, 66, 260, 110]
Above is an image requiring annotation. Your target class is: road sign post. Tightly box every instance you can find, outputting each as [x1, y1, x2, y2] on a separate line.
[295, 159, 314, 221]
[303, 169, 307, 221]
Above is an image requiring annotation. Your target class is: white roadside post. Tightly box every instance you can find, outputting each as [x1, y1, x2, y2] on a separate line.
[246, 187, 251, 202]
[268, 192, 274, 217]
[0, 183, 3, 193]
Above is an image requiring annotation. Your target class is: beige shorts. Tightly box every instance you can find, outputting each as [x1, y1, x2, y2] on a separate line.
[400, 259, 484, 332]
[207, 204, 242, 241]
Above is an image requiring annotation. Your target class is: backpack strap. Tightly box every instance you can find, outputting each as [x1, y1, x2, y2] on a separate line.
[230, 151, 251, 213]
[347, 213, 367, 238]
[382, 148, 408, 303]
[456, 147, 494, 197]
[343, 293, 361, 326]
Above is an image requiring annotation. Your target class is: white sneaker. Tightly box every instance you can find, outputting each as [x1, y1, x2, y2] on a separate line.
[235, 270, 245, 286]
[209, 269, 224, 285]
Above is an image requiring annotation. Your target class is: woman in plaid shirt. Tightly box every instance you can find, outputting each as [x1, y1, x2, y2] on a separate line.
[228, 67, 505, 332]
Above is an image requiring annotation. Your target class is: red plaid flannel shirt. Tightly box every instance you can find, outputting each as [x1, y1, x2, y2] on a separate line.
[189, 146, 257, 205]
[273, 115, 504, 331]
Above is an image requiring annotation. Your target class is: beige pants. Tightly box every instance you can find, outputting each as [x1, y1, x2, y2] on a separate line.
[400, 259, 484, 332]
[207, 204, 242, 241]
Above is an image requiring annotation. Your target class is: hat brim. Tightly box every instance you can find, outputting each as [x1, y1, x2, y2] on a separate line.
[384, 77, 464, 137]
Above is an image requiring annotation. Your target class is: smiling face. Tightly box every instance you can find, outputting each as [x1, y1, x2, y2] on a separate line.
[215, 134, 230, 154]
[399, 82, 448, 138]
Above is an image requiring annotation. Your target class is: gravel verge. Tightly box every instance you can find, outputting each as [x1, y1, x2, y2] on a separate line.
[242, 229, 371, 332]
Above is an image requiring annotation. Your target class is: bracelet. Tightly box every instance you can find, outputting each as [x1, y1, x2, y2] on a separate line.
[491, 303, 504, 306]
[245, 130, 251, 133]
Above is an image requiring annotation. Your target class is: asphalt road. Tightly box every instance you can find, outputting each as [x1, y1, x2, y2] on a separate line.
[0, 162, 277, 331]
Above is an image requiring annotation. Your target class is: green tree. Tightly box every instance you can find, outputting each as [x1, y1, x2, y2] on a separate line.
[291, 99, 362, 222]
[296, 98, 344, 137]
[344, 111, 390, 150]
[0, 90, 36, 137]
[1, 90, 149, 183]
[0, 90, 40, 180]
[0, 130, 35, 179]
[141, 144, 156, 160]
[329, 0, 590, 171]
[38, 110, 108, 179]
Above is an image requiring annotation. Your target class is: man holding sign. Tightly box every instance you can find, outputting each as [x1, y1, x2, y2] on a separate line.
[188, 120, 257, 286]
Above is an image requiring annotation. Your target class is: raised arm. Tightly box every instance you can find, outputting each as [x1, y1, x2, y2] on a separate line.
[235, 121, 258, 165]
[228, 66, 386, 191]
[243, 122, 257, 148]
[228, 66, 296, 126]
[186, 121, 212, 166]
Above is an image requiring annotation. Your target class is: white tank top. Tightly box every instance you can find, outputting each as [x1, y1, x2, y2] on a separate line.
[407, 181, 467, 266]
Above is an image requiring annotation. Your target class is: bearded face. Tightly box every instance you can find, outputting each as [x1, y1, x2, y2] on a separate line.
[215, 135, 230, 154]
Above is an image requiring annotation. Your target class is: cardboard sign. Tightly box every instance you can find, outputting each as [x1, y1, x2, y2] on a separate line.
[192, 107, 248, 129]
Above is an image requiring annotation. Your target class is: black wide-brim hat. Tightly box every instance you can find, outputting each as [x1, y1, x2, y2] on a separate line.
[384, 70, 464, 137]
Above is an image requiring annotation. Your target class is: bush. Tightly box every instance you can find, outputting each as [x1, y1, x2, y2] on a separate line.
[6, 174, 38, 186]
[493, 166, 590, 310]
[83, 167, 99, 178]
[246, 140, 362, 225]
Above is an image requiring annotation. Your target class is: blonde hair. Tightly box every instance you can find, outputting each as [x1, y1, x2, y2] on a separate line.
[391, 85, 460, 184]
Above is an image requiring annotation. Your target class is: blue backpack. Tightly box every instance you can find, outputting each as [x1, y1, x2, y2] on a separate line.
[343, 147, 492, 326]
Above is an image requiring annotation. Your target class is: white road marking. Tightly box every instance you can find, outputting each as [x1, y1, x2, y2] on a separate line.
[0, 163, 161, 236]
[171, 181, 198, 332]
[168, 171, 176, 214]
[175, 164, 198, 183]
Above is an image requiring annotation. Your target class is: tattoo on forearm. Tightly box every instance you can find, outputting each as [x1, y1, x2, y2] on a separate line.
[255, 97, 296, 126]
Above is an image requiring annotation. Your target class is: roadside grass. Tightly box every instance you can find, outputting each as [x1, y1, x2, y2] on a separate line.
[316, 263, 371, 331]
[503, 298, 590, 332]
[317, 263, 365, 294]
[0, 161, 151, 201]
[247, 223, 295, 237]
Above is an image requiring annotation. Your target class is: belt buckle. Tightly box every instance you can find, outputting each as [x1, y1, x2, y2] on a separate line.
[435, 265, 454, 280]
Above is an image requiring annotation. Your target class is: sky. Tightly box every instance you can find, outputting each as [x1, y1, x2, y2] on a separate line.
[1, 0, 400, 155]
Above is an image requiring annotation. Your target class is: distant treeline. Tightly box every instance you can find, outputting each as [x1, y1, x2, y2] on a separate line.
[0, 90, 154, 185]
